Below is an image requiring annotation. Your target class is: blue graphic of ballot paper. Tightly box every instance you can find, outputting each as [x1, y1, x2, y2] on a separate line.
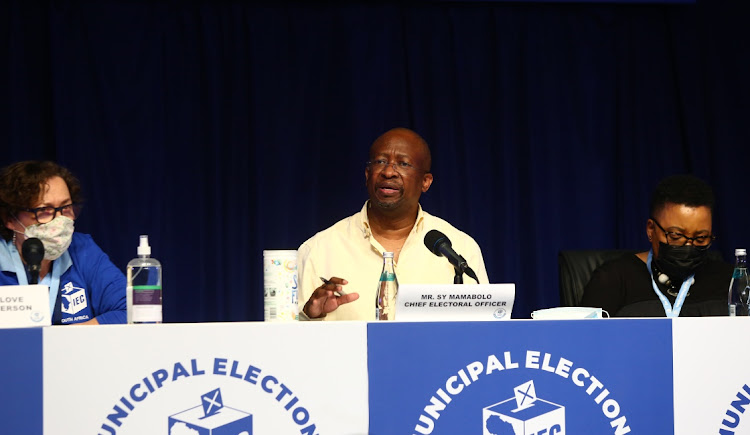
[168, 388, 253, 435]
[483, 381, 565, 435]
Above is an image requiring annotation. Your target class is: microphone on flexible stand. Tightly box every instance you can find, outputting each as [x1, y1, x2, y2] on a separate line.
[424, 229, 479, 284]
[22, 238, 45, 285]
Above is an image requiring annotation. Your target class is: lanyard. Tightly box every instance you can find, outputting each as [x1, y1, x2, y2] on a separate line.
[7, 241, 60, 315]
[647, 249, 694, 318]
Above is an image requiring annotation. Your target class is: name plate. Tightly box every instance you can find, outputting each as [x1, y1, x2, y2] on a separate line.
[395, 283, 515, 321]
[0, 285, 51, 328]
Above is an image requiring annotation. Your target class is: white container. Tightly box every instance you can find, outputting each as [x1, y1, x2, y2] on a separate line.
[263, 250, 298, 321]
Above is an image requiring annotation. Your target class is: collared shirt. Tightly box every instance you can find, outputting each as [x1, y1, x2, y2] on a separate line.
[297, 202, 490, 321]
[0, 233, 126, 324]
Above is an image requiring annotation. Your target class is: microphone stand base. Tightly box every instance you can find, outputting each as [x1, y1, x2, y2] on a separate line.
[454, 268, 463, 284]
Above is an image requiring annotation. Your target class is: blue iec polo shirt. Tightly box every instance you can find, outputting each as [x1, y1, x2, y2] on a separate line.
[0, 233, 126, 324]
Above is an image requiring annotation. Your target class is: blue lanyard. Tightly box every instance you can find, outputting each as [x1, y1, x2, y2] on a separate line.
[7, 241, 60, 315]
[647, 249, 694, 318]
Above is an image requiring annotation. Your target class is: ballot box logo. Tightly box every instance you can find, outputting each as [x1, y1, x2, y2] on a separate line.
[483, 380, 565, 435]
[60, 281, 87, 315]
[168, 388, 253, 435]
[99, 358, 320, 434]
[409, 351, 638, 434]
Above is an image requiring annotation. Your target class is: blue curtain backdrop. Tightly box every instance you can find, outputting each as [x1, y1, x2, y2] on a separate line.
[1, 0, 748, 321]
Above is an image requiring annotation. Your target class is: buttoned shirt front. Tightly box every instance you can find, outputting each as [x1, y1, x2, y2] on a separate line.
[297, 202, 489, 321]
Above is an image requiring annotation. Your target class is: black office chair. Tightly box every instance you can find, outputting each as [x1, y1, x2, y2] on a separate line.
[558, 250, 638, 307]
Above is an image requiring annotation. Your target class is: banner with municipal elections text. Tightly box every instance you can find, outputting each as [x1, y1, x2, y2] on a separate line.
[367, 319, 674, 435]
[43, 322, 369, 435]
[673, 317, 750, 435]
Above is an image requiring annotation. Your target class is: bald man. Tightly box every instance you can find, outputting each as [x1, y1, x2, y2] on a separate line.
[297, 128, 489, 321]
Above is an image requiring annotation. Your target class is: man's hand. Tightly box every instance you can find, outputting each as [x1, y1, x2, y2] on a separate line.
[303, 277, 359, 319]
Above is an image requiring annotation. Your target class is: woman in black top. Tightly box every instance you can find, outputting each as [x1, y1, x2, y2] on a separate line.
[580, 175, 732, 317]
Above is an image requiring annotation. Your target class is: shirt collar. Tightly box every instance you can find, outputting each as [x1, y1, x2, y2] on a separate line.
[0, 239, 16, 272]
[358, 201, 425, 238]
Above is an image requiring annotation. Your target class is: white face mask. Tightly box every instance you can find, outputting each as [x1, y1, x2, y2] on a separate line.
[15, 215, 75, 260]
[531, 306, 609, 320]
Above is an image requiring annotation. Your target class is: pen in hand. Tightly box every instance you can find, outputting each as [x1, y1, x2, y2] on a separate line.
[320, 276, 346, 296]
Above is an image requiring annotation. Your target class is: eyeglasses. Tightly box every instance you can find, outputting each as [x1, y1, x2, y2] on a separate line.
[366, 159, 424, 175]
[650, 217, 715, 248]
[23, 203, 81, 224]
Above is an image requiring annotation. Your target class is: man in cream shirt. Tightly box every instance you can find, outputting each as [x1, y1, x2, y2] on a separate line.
[297, 127, 489, 321]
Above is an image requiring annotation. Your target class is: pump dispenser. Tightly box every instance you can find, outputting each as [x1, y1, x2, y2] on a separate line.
[137, 235, 151, 257]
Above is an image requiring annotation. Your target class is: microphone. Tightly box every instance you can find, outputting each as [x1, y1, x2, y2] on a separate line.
[424, 229, 479, 283]
[22, 238, 45, 285]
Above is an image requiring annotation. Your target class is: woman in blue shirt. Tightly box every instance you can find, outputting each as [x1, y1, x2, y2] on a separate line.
[0, 161, 126, 324]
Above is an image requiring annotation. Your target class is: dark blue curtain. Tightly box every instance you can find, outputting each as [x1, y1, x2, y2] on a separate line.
[2, 0, 748, 321]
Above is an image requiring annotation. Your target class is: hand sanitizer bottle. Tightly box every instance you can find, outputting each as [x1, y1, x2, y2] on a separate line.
[126, 235, 162, 324]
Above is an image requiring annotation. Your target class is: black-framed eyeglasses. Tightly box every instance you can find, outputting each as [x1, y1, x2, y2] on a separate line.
[22, 203, 81, 224]
[366, 159, 426, 175]
[650, 216, 715, 249]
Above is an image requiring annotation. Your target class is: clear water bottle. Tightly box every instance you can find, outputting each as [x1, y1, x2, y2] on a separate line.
[126, 235, 162, 324]
[375, 251, 398, 321]
[728, 248, 750, 316]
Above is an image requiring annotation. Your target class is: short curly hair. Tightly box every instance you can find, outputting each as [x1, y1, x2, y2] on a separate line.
[649, 174, 715, 218]
[0, 161, 83, 241]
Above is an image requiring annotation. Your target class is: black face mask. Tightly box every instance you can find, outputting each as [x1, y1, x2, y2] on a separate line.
[654, 242, 708, 284]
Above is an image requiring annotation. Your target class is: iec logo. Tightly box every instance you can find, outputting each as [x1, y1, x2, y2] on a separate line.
[60, 281, 87, 315]
[168, 388, 253, 435]
[483, 381, 564, 435]
[493, 308, 508, 319]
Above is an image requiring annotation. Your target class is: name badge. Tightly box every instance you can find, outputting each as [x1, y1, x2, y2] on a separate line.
[0, 285, 52, 328]
[396, 284, 516, 321]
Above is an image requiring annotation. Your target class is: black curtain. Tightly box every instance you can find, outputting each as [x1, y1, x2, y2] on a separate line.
[2, 0, 748, 321]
